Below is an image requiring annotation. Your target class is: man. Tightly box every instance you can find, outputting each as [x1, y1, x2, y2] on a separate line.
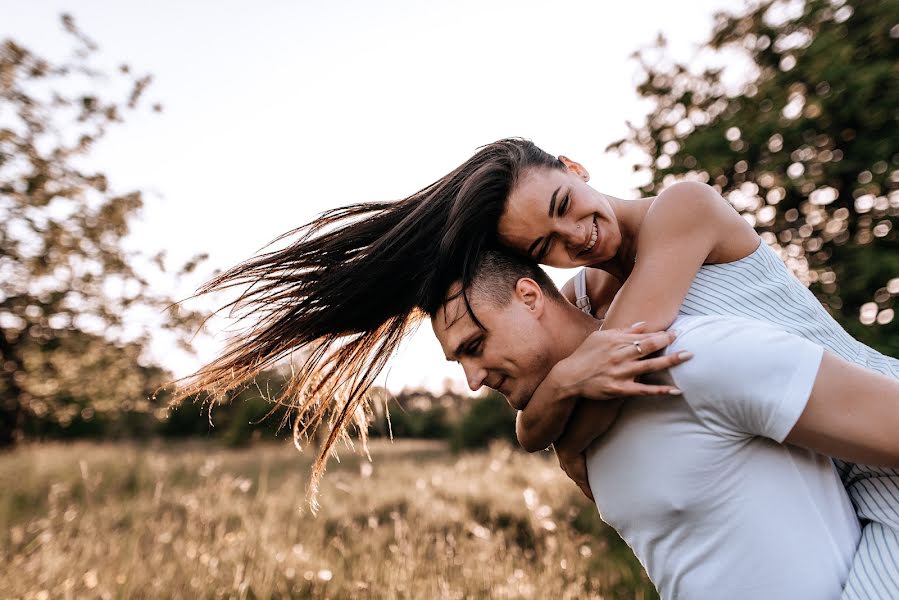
[430, 249, 899, 599]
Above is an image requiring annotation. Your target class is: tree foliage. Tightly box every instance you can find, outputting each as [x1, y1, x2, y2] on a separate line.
[0, 16, 206, 446]
[610, 0, 898, 355]
[450, 391, 517, 452]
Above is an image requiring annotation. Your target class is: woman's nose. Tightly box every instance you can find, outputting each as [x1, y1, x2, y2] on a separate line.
[556, 219, 585, 246]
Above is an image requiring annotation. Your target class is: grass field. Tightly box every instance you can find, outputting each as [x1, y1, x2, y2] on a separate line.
[0, 439, 657, 599]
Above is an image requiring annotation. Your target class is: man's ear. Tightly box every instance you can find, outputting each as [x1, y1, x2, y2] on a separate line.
[515, 278, 546, 317]
[559, 155, 590, 182]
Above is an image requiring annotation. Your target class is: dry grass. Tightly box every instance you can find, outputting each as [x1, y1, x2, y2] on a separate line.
[0, 439, 656, 599]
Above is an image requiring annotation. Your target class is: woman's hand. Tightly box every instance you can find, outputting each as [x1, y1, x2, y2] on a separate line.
[551, 401, 618, 500]
[549, 323, 691, 402]
[552, 401, 626, 501]
[516, 323, 691, 453]
[556, 445, 593, 501]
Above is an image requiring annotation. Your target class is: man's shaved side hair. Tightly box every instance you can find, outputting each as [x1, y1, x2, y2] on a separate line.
[469, 249, 566, 307]
[428, 247, 566, 328]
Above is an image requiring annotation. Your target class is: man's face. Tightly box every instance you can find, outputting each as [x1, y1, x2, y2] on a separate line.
[431, 280, 556, 410]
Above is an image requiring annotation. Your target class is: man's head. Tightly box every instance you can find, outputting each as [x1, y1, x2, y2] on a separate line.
[430, 249, 573, 409]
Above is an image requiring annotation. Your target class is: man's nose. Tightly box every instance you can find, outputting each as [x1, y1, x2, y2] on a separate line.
[462, 362, 487, 391]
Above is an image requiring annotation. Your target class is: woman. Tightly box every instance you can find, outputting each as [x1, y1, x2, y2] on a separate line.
[179, 138, 897, 594]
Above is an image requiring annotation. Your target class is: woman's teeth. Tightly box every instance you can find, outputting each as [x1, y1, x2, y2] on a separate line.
[584, 221, 598, 252]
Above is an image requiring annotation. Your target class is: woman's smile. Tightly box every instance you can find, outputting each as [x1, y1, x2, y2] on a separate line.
[498, 162, 622, 269]
[584, 219, 598, 253]
[575, 217, 601, 260]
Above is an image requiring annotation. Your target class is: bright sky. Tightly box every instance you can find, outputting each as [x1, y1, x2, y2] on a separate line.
[5, 0, 745, 393]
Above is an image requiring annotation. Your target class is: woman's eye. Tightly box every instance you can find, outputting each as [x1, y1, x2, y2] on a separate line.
[537, 239, 553, 261]
[468, 342, 482, 355]
[558, 194, 570, 216]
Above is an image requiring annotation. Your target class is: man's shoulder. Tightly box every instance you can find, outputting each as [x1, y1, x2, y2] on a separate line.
[667, 314, 773, 354]
[670, 313, 767, 333]
[664, 314, 824, 442]
[666, 314, 788, 389]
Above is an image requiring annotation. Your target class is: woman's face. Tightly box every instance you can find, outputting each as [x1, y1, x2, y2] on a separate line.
[496, 159, 621, 268]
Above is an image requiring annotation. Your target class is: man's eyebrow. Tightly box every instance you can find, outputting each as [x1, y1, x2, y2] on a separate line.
[450, 340, 469, 361]
[547, 185, 561, 217]
[447, 332, 479, 361]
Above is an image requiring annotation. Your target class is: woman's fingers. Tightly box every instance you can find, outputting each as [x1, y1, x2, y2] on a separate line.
[628, 351, 693, 376]
[619, 382, 683, 397]
[562, 327, 685, 402]
[584, 327, 672, 352]
[628, 321, 648, 333]
[612, 331, 677, 360]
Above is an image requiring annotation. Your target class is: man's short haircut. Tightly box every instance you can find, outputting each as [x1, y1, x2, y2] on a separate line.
[469, 248, 565, 307]
[429, 247, 565, 328]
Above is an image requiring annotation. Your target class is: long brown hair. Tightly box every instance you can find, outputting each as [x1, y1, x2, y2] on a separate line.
[173, 138, 563, 506]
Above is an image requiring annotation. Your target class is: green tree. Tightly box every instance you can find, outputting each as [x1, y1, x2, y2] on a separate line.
[610, 0, 898, 355]
[373, 388, 454, 440]
[451, 391, 517, 451]
[0, 16, 205, 446]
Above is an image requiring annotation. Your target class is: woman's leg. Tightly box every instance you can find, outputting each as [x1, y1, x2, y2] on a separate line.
[838, 460, 899, 599]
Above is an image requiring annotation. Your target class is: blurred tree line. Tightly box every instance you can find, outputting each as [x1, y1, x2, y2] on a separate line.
[18, 358, 516, 451]
[2, 1, 896, 450]
[610, 0, 898, 355]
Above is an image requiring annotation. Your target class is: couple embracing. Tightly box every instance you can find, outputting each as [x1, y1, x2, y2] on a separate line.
[180, 139, 899, 599]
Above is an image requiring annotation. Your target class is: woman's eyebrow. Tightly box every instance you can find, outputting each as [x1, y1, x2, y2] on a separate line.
[527, 186, 564, 257]
[526, 186, 564, 257]
[547, 185, 562, 217]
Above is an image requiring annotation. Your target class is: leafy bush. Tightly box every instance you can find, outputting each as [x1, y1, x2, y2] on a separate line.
[451, 391, 517, 451]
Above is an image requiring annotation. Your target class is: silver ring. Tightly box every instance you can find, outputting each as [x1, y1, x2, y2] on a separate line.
[633, 341, 643, 355]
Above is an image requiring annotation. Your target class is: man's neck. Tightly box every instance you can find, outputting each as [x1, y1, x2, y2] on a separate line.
[544, 300, 603, 363]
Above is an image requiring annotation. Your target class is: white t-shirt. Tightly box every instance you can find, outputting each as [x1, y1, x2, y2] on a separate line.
[585, 315, 860, 600]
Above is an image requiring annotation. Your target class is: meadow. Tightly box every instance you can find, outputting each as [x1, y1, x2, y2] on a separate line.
[1, 439, 657, 599]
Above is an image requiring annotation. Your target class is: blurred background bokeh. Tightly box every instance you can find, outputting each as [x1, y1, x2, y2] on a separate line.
[1, 0, 896, 598]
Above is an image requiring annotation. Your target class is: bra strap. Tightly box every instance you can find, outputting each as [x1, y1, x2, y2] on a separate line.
[574, 268, 593, 315]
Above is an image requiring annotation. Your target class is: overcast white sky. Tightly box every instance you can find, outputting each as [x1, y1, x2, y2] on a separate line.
[4, 0, 748, 393]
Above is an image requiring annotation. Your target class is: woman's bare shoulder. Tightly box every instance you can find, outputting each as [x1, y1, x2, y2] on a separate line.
[644, 181, 759, 262]
[649, 181, 737, 222]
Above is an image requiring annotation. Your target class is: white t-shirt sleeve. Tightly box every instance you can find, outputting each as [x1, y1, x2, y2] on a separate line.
[667, 316, 825, 442]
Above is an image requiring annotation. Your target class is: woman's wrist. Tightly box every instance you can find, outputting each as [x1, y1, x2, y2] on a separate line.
[546, 358, 582, 402]
[518, 363, 582, 452]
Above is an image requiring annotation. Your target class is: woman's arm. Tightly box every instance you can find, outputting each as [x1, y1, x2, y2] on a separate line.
[515, 325, 688, 452]
[601, 182, 757, 331]
[520, 269, 677, 453]
[521, 272, 622, 454]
